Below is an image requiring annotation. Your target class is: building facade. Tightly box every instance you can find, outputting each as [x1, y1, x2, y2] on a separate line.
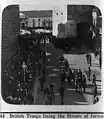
[67, 5, 93, 24]
[20, 10, 52, 30]
[57, 5, 94, 39]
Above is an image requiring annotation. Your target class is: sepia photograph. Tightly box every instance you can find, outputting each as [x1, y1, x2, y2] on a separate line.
[1, 4, 102, 106]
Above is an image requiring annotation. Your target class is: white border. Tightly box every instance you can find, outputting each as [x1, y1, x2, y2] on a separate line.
[0, 0, 103, 112]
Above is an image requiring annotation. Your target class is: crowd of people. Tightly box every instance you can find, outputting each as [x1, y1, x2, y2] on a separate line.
[2, 36, 46, 104]
[63, 55, 99, 104]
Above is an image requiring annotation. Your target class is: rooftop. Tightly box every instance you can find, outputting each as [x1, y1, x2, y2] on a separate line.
[21, 10, 52, 18]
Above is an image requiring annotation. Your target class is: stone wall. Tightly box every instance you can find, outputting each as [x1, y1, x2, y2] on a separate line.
[2, 5, 20, 72]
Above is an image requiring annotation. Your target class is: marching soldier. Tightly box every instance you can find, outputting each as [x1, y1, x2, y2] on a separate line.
[92, 74, 96, 83]
[65, 59, 69, 70]
[82, 75, 86, 93]
[92, 82, 97, 101]
[46, 85, 55, 105]
[58, 84, 65, 105]
[88, 67, 91, 81]
[86, 52, 89, 64]
[89, 54, 92, 66]
[99, 53, 101, 69]
[60, 68, 66, 85]
[67, 68, 72, 85]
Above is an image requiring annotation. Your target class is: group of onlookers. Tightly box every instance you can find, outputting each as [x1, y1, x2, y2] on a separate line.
[43, 53, 99, 105]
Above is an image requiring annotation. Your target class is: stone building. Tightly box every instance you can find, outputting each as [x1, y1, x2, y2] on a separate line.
[67, 5, 93, 24]
[21, 10, 52, 30]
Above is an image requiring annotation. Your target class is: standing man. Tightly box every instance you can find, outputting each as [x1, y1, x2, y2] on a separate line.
[60, 69, 66, 85]
[79, 68, 82, 78]
[58, 84, 65, 105]
[86, 52, 89, 64]
[88, 67, 91, 81]
[39, 67, 45, 91]
[67, 68, 72, 85]
[43, 51, 46, 66]
[92, 74, 96, 83]
[65, 59, 69, 70]
[95, 50, 98, 59]
[65, 46, 68, 54]
[89, 54, 92, 66]
[92, 82, 97, 102]
[47, 85, 55, 105]
[99, 52, 101, 69]
[82, 75, 86, 93]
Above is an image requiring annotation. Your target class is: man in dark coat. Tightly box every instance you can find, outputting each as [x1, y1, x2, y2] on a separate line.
[88, 67, 91, 81]
[27, 93, 34, 104]
[82, 75, 86, 93]
[60, 69, 66, 85]
[86, 52, 89, 64]
[89, 54, 92, 66]
[58, 84, 65, 105]
[99, 53, 101, 69]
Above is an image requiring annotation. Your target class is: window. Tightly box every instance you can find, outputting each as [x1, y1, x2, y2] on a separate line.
[33, 19, 35, 28]
[42, 21, 45, 27]
[38, 22, 40, 27]
[43, 20, 45, 27]
[38, 19, 40, 27]
[50, 21, 52, 26]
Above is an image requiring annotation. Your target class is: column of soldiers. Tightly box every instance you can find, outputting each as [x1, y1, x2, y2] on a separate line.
[43, 54, 99, 105]
[59, 54, 99, 104]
